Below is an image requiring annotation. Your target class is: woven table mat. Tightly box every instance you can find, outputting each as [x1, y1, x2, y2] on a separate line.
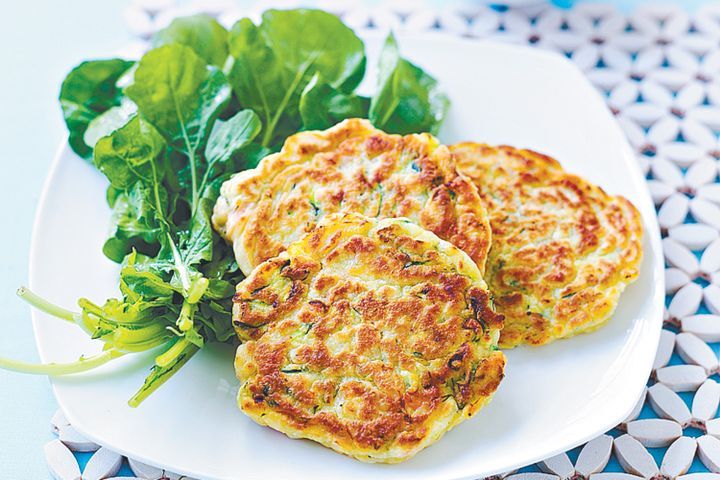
[46, 1, 720, 479]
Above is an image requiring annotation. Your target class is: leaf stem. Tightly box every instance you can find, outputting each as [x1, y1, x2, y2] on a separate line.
[377, 95, 400, 130]
[196, 167, 213, 206]
[148, 159, 191, 295]
[187, 149, 199, 213]
[260, 55, 320, 147]
[167, 234, 191, 293]
[128, 341, 199, 407]
[149, 160, 170, 232]
[176, 300, 195, 332]
[17, 287, 79, 323]
[0, 349, 125, 375]
[187, 277, 209, 304]
[156, 337, 191, 368]
[169, 74, 199, 212]
[175, 276, 207, 332]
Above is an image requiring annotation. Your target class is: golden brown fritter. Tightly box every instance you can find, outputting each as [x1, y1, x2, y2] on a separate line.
[213, 118, 492, 276]
[232, 213, 505, 463]
[450, 143, 643, 348]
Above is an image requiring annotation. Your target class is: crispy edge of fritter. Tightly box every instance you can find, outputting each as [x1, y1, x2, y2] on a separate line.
[450, 143, 644, 348]
[236, 351, 506, 463]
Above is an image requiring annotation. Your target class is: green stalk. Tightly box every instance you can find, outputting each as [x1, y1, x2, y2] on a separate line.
[109, 323, 172, 349]
[0, 349, 125, 375]
[377, 95, 400, 130]
[149, 160, 189, 292]
[76, 298, 155, 329]
[156, 337, 191, 368]
[188, 149, 199, 212]
[148, 159, 192, 295]
[167, 234, 191, 293]
[149, 160, 170, 232]
[187, 277, 209, 304]
[260, 55, 319, 147]
[196, 166, 213, 207]
[176, 300, 196, 333]
[17, 287, 96, 338]
[17, 287, 79, 323]
[170, 81, 199, 212]
[128, 340, 199, 407]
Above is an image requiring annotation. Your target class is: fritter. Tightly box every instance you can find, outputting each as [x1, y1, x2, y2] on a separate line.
[213, 118, 492, 276]
[450, 143, 643, 348]
[232, 213, 505, 463]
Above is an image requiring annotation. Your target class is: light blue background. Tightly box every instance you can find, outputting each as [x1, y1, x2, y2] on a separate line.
[0, 2, 128, 478]
[0, 1, 710, 479]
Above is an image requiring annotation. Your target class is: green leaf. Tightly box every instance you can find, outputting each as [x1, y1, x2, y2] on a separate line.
[198, 109, 262, 198]
[299, 73, 369, 130]
[126, 44, 231, 212]
[204, 279, 235, 300]
[199, 239, 240, 281]
[226, 18, 288, 143]
[196, 301, 236, 342]
[227, 9, 365, 147]
[200, 141, 270, 207]
[152, 14, 229, 68]
[369, 33, 449, 136]
[205, 109, 261, 167]
[119, 250, 176, 300]
[235, 143, 271, 172]
[116, 63, 137, 89]
[59, 59, 135, 158]
[260, 9, 366, 93]
[83, 98, 137, 149]
[103, 237, 145, 265]
[102, 183, 166, 262]
[181, 197, 214, 267]
[121, 265, 175, 300]
[93, 116, 166, 190]
[126, 44, 231, 155]
[184, 327, 205, 348]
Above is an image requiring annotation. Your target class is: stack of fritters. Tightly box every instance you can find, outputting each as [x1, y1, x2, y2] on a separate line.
[212, 118, 643, 462]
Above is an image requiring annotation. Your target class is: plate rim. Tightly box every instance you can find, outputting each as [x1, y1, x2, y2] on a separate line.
[28, 32, 665, 480]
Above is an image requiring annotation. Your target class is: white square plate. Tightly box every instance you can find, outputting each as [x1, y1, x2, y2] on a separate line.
[29, 32, 663, 480]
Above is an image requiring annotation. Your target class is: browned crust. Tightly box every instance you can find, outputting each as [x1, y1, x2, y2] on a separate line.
[232, 214, 505, 463]
[450, 143, 643, 348]
[212, 119, 492, 275]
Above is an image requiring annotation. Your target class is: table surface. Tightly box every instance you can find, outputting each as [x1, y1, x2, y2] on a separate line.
[0, 1, 714, 479]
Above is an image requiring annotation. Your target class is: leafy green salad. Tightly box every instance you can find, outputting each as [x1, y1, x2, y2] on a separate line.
[0, 9, 449, 406]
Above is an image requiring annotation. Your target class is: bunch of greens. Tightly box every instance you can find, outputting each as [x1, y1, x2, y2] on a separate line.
[1, 9, 449, 406]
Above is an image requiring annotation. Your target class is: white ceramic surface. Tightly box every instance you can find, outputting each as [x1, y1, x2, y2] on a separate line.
[29, 32, 664, 480]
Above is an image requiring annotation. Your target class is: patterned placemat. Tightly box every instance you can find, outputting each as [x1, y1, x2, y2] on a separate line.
[43, 1, 720, 479]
